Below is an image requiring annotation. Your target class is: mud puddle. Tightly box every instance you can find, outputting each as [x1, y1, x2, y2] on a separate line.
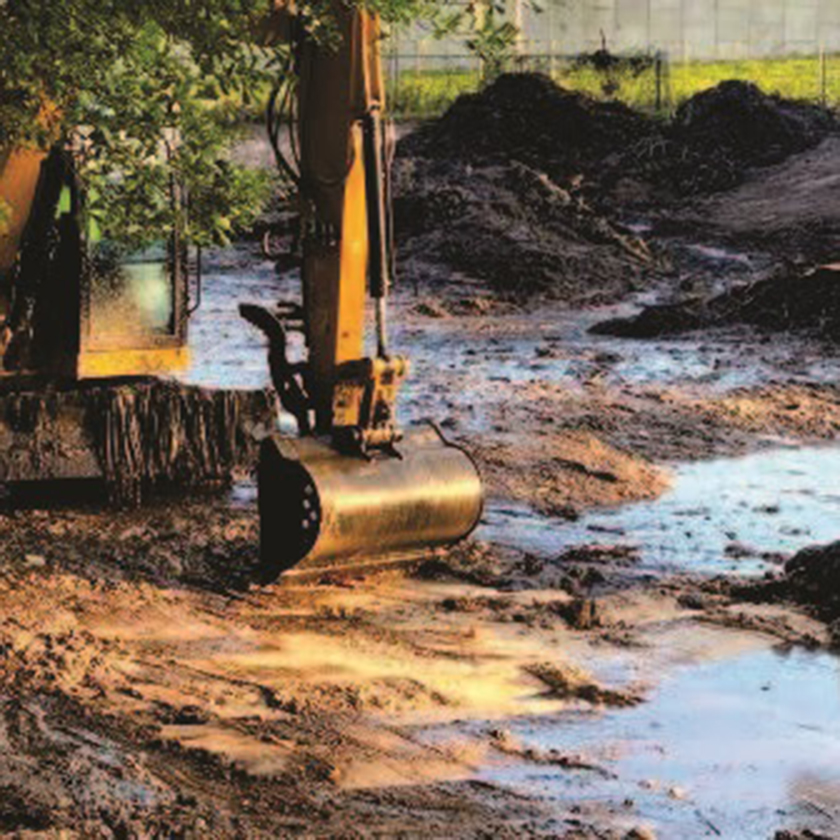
[479, 646, 840, 838]
[180, 248, 300, 391]
[395, 302, 812, 426]
[176, 245, 840, 839]
[482, 445, 840, 576]
[177, 245, 835, 419]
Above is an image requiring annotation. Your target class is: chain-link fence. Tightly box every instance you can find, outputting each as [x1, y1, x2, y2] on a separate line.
[384, 46, 671, 118]
[385, 45, 840, 119]
[395, 0, 840, 59]
[384, 0, 840, 119]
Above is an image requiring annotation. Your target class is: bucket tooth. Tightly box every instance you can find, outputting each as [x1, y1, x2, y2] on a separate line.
[257, 424, 483, 580]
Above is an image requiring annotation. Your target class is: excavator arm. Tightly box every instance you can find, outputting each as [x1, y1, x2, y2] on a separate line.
[250, 3, 483, 579]
[257, 4, 400, 448]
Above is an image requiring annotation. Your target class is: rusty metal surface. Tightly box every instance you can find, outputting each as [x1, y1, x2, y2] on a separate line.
[0, 147, 47, 276]
[1, 145, 190, 380]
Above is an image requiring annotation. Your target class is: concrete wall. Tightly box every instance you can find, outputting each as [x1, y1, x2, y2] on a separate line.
[395, 0, 840, 61]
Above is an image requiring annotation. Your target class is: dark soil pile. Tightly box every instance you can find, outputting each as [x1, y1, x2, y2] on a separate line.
[400, 72, 652, 180]
[395, 74, 657, 302]
[394, 158, 653, 301]
[782, 542, 840, 622]
[591, 264, 840, 339]
[628, 81, 839, 196]
[394, 74, 837, 300]
[673, 80, 836, 170]
[737, 540, 840, 639]
[399, 75, 837, 199]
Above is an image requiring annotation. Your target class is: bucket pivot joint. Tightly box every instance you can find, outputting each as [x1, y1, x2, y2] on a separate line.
[332, 355, 408, 457]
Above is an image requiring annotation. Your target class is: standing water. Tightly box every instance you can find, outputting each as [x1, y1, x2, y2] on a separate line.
[486, 648, 840, 838]
[180, 246, 840, 837]
[482, 445, 840, 576]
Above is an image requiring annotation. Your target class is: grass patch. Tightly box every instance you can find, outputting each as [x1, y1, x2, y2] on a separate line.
[386, 54, 840, 120]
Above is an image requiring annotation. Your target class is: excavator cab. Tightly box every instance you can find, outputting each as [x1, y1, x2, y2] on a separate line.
[246, 5, 483, 579]
[0, 143, 194, 490]
[0, 146, 190, 383]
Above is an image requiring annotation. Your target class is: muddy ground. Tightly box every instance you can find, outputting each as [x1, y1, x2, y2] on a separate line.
[4, 84, 840, 837]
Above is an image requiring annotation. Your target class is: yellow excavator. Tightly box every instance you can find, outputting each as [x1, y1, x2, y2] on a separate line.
[0, 3, 483, 580]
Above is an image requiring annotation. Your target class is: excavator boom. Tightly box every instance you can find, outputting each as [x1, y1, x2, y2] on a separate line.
[251, 3, 483, 579]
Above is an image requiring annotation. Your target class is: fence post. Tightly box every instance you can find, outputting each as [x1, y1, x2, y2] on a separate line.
[655, 51, 663, 113]
[821, 44, 828, 107]
[513, 0, 524, 63]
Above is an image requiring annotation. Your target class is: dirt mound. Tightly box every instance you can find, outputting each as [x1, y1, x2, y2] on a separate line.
[731, 540, 840, 632]
[617, 82, 838, 197]
[472, 430, 668, 517]
[394, 74, 838, 299]
[394, 73, 661, 301]
[394, 158, 654, 301]
[626, 81, 838, 196]
[592, 264, 840, 339]
[673, 80, 836, 170]
[400, 75, 837, 202]
[401, 73, 651, 178]
[782, 541, 840, 621]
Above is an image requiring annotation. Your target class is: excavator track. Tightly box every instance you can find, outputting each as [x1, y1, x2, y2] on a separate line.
[0, 381, 274, 506]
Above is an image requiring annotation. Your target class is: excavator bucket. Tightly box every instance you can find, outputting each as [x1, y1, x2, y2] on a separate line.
[256, 424, 483, 581]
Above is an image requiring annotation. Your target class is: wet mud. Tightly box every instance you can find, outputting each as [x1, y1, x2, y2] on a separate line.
[3, 84, 840, 837]
[0, 248, 837, 835]
[594, 263, 840, 341]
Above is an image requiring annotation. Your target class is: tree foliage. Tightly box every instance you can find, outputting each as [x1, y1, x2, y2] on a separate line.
[420, 0, 542, 79]
[0, 199, 10, 238]
[73, 20, 277, 250]
[0, 0, 529, 248]
[1, 1, 291, 248]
